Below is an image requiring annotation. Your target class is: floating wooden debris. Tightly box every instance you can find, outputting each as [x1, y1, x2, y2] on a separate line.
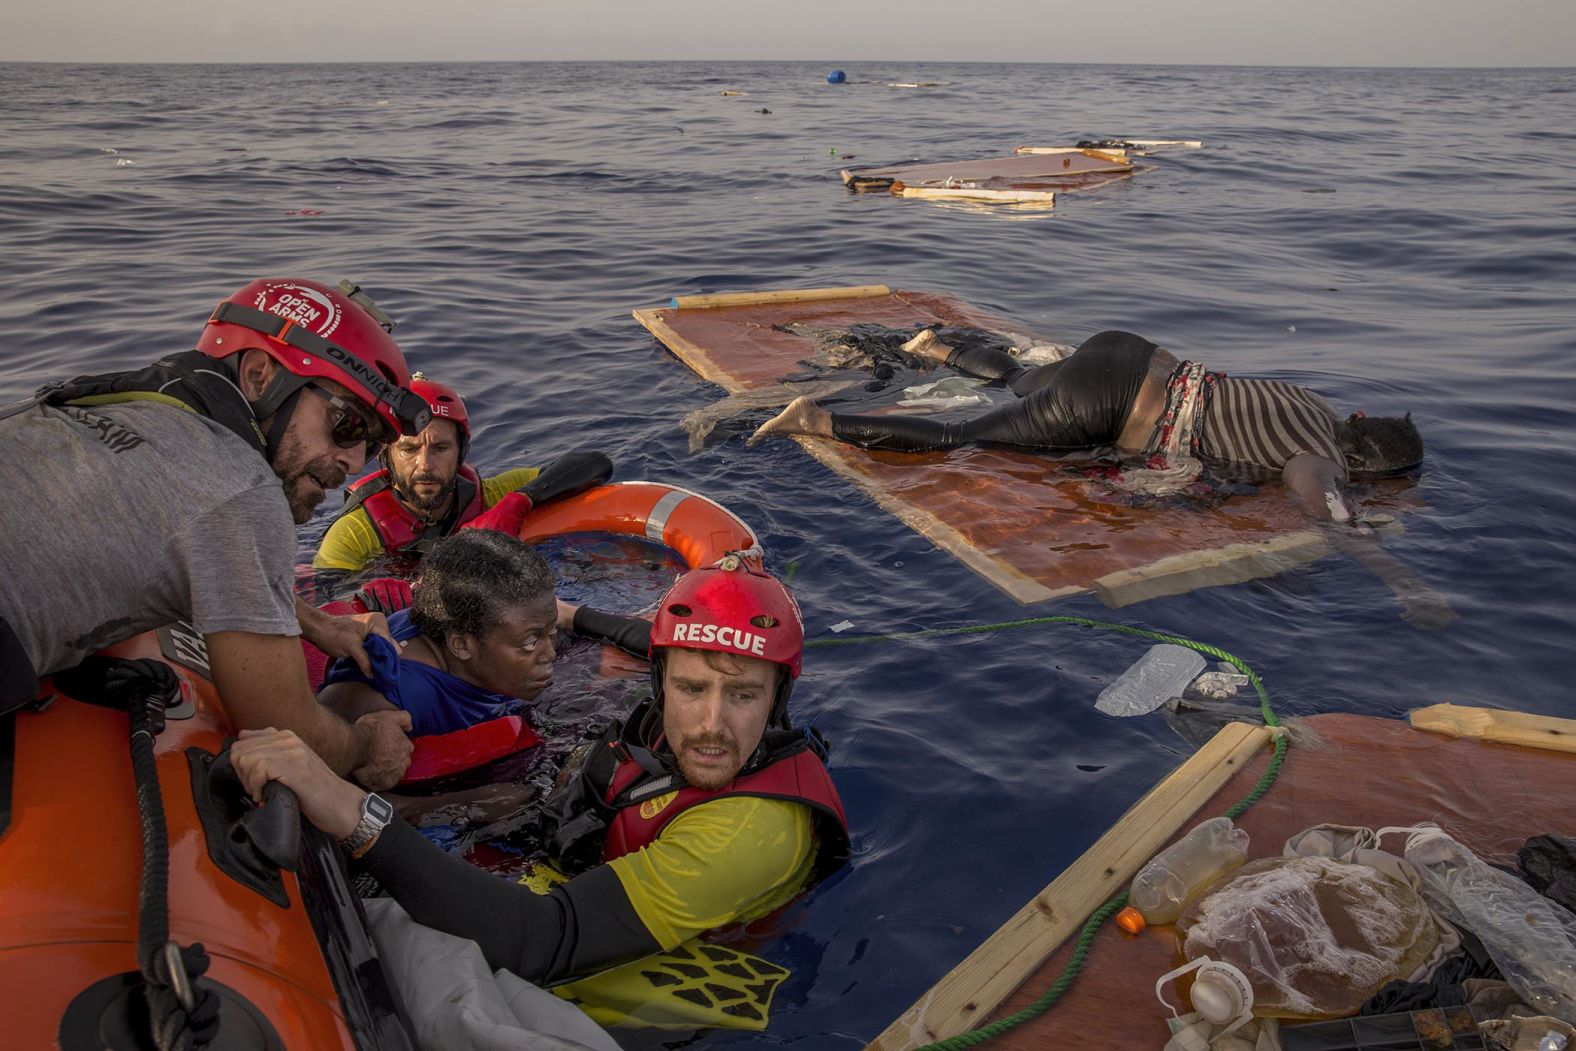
[841, 150, 1134, 204]
[1016, 138, 1202, 157]
[632, 285, 1403, 606]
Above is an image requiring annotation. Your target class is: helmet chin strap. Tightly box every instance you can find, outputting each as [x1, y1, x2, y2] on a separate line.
[245, 370, 311, 462]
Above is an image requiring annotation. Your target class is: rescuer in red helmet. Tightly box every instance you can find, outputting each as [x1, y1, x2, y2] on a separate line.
[0, 278, 432, 787]
[311, 371, 612, 592]
[230, 555, 849, 1027]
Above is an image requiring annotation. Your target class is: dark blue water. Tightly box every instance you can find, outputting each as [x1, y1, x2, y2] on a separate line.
[3, 61, 1574, 1046]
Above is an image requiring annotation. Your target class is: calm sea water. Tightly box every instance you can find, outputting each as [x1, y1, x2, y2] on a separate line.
[2, 61, 1574, 1046]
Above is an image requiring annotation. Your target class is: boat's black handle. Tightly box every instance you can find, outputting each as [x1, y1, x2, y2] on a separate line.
[238, 780, 301, 873]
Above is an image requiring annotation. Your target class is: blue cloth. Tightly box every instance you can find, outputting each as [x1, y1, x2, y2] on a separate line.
[321, 609, 520, 737]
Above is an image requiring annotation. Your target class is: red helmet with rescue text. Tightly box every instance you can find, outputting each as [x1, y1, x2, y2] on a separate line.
[409, 372, 471, 446]
[649, 555, 804, 679]
[195, 277, 430, 440]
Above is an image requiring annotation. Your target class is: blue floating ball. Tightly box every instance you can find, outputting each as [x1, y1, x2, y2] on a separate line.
[826, 70, 847, 85]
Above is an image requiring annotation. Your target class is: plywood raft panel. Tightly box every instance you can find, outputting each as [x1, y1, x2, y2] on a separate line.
[634, 289, 1340, 605]
[841, 150, 1132, 186]
[872, 711, 1576, 1048]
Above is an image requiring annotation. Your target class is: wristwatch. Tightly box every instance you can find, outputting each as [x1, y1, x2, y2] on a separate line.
[340, 792, 395, 859]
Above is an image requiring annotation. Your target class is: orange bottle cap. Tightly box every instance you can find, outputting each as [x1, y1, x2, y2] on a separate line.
[1115, 906, 1146, 935]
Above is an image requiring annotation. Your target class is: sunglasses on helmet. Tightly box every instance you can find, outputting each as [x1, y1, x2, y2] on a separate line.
[302, 382, 394, 458]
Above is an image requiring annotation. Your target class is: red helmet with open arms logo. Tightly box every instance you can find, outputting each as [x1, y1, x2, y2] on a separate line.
[195, 277, 430, 440]
[649, 555, 804, 678]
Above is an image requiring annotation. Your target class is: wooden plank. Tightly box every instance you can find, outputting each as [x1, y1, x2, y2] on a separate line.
[1092, 531, 1329, 609]
[867, 721, 1273, 1051]
[1409, 704, 1576, 754]
[895, 185, 1056, 204]
[1017, 141, 1200, 154]
[631, 308, 744, 389]
[668, 286, 890, 311]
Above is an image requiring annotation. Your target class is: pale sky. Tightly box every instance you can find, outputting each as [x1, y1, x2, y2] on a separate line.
[2, 0, 1573, 66]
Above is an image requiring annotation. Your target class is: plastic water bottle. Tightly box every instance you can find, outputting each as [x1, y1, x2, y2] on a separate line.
[1097, 644, 1207, 716]
[1130, 816, 1250, 925]
[1401, 825, 1576, 1023]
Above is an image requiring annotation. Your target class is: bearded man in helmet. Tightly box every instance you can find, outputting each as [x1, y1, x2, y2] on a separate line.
[0, 278, 431, 788]
[311, 372, 613, 593]
[230, 557, 849, 1028]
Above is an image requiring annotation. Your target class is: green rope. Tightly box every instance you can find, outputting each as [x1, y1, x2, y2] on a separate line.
[806, 613, 1288, 1050]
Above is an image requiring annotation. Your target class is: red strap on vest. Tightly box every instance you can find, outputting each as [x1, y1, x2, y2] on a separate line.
[399, 714, 543, 786]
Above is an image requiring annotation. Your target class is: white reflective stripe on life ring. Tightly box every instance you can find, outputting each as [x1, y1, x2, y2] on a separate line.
[644, 489, 691, 543]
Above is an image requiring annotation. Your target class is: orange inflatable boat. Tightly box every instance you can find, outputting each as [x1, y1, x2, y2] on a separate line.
[0, 626, 414, 1049]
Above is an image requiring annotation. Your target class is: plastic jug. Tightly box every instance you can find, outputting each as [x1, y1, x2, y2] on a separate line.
[1155, 956, 1254, 1037]
[1130, 816, 1250, 925]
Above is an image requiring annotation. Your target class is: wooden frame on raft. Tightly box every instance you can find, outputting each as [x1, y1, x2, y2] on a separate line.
[867, 704, 1576, 1049]
[866, 721, 1273, 1050]
[633, 285, 1351, 607]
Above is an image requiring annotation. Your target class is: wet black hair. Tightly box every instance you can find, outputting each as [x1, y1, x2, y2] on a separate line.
[1338, 413, 1424, 475]
[409, 530, 553, 642]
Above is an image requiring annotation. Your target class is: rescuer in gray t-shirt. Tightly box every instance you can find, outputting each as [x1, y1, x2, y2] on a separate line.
[1, 400, 301, 674]
[0, 277, 437, 788]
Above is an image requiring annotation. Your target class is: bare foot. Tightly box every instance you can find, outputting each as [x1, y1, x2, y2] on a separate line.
[901, 328, 954, 363]
[747, 396, 833, 446]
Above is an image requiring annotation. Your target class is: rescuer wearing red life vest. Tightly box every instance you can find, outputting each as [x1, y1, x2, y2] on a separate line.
[0, 277, 430, 787]
[229, 556, 849, 1025]
[311, 373, 612, 592]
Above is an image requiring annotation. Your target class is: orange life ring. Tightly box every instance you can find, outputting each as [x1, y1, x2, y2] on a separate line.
[517, 480, 761, 568]
[312, 483, 762, 789]
[0, 629, 381, 1047]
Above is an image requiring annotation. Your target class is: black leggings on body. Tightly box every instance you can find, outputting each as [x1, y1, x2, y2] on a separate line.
[829, 330, 1159, 453]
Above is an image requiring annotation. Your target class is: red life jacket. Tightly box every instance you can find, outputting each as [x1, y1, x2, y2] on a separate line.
[545, 698, 850, 884]
[339, 464, 485, 557]
[602, 746, 849, 866]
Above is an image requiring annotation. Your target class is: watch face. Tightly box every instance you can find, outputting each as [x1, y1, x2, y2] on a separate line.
[366, 793, 395, 825]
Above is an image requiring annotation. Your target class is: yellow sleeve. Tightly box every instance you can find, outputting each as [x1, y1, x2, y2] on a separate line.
[311, 506, 384, 572]
[480, 466, 541, 507]
[605, 797, 817, 950]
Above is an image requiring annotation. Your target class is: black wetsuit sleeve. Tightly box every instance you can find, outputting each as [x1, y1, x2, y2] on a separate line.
[519, 450, 614, 507]
[571, 607, 652, 658]
[360, 815, 661, 984]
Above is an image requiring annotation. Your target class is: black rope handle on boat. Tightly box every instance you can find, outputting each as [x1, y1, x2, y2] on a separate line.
[57, 656, 222, 1049]
[126, 666, 221, 1050]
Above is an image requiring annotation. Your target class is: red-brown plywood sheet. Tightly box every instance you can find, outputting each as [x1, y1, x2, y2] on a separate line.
[634, 289, 1401, 605]
[963, 714, 1576, 1049]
